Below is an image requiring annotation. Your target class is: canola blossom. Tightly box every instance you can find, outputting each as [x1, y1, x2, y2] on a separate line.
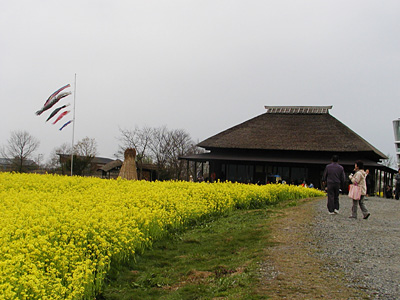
[0, 172, 324, 299]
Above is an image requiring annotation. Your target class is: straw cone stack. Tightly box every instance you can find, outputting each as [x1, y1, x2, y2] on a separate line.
[118, 148, 138, 180]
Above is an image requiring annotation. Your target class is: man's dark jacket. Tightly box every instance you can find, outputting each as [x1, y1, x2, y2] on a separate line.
[323, 162, 345, 185]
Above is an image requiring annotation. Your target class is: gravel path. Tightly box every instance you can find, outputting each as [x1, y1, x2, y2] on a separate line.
[311, 195, 400, 299]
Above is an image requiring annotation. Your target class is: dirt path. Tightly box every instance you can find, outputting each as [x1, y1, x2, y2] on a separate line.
[259, 198, 369, 299]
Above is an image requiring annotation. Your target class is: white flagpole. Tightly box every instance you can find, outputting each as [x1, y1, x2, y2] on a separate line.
[71, 73, 77, 176]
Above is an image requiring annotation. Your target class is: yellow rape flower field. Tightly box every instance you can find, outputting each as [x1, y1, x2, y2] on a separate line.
[0, 172, 324, 300]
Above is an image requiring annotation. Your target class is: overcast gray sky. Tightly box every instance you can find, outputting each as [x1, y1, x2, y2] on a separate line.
[1, 1, 399, 164]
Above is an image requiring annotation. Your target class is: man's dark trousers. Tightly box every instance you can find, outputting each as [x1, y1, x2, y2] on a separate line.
[327, 182, 340, 212]
[396, 183, 400, 200]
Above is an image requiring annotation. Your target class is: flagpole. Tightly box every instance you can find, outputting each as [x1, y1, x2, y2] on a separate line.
[71, 73, 77, 176]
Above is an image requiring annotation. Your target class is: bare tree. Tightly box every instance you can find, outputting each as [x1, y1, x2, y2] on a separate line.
[117, 125, 201, 180]
[71, 137, 98, 175]
[45, 143, 72, 173]
[149, 126, 201, 180]
[165, 129, 196, 180]
[148, 126, 171, 179]
[1, 130, 40, 172]
[117, 126, 152, 159]
[74, 137, 98, 157]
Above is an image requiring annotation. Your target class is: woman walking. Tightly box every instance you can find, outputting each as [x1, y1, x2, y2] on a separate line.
[349, 160, 371, 219]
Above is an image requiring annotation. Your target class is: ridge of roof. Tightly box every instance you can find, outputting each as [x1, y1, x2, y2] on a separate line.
[264, 105, 333, 114]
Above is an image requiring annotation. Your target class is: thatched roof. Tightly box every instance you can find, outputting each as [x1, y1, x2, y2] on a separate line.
[198, 106, 386, 159]
[101, 159, 123, 172]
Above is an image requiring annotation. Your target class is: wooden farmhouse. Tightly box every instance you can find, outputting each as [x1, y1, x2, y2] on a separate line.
[180, 106, 394, 194]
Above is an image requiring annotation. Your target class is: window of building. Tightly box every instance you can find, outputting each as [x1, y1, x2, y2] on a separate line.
[225, 164, 254, 183]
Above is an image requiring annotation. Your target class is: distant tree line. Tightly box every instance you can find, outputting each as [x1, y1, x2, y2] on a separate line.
[0, 126, 202, 180]
[116, 125, 203, 180]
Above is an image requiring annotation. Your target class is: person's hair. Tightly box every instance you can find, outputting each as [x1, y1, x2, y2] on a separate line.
[356, 160, 364, 170]
[331, 155, 339, 162]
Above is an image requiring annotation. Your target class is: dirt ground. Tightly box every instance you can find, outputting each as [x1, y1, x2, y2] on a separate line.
[259, 198, 370, 300]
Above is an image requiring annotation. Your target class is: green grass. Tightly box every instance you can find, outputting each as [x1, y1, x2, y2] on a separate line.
[97, 205, 283, 300]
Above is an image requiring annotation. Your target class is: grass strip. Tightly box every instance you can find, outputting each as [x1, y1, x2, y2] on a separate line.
[97, 203, 287, 300]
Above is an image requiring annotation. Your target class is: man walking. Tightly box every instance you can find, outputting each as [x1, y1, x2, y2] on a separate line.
[395, 169, 400, 200]
[323, 155, 345, 214]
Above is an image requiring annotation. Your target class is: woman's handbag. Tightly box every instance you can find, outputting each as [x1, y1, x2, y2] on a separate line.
[349, 182, 361, 200]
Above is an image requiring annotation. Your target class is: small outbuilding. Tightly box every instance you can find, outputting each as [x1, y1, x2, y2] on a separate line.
[100, 159, 123, 179]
